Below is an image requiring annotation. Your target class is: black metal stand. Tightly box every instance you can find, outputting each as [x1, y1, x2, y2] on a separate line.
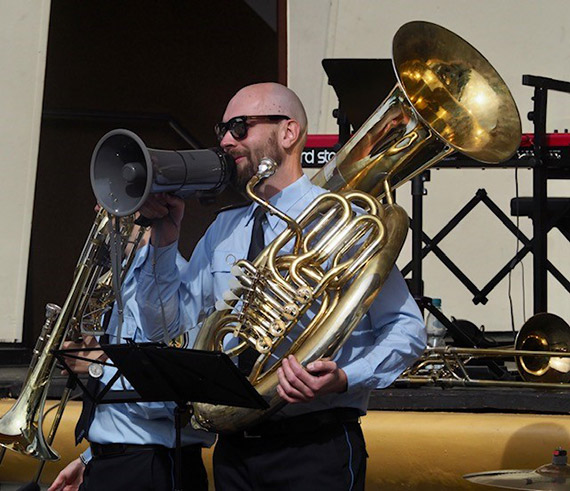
[321, 59, 396, 146]
[410, 171, 430, 297]
[54, 342, 268, 491]
[404, 187, 570, 306]
[403, 74, 570, 311]
[522, 75, 570, 313]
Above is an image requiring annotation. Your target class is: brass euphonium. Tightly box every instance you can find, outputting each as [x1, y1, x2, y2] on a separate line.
[0, 210, 144, 461]
[191, 21, 521, 433]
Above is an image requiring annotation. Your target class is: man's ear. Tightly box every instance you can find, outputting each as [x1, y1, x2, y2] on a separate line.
[281, 119, 301, 151]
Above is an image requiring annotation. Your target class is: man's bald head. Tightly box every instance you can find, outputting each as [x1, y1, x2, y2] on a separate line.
[224, 83, 308, 148]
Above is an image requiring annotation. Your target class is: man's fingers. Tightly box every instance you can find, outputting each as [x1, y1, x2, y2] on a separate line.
[278, 363, 310, 398]
[48, 474, 64, 491]
[277, 357, 343, 404]
[288, 356, 334, 392]
[281, 358, 315, 399]
[277, 367, 308, 402]
[306, 360, 337, 374]
[61, 340, 82, 350]
[277, 384, 302, 403]
[139, 202, 168, 219]
[164, 194, 184, 206]
[286, 356, 318, 384]
[138, 195, 171, 219]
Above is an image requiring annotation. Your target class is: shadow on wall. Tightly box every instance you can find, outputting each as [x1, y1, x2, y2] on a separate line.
[500, 421, 570, 469]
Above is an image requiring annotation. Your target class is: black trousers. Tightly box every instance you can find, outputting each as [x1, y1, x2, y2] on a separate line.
[80, 444, 208, 491]
[214, 419, 367, 491]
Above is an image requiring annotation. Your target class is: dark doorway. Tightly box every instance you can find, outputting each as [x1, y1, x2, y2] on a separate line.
[21, 0, 283, 350]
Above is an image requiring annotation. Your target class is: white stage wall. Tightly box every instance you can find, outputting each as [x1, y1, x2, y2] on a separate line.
[0, 1, 51, 342]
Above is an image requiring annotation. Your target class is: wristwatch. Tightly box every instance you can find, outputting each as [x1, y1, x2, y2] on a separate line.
[88, 362, 104, 379]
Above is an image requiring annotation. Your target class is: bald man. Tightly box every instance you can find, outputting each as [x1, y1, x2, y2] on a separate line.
[136, 83, 426, 490]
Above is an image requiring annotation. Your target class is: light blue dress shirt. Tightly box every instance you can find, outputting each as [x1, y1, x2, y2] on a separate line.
[136, 175, 426, 419]
[83, 244, 215, 462]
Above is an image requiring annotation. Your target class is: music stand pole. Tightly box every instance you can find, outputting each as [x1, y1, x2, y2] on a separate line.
[174, 406, 183, 491]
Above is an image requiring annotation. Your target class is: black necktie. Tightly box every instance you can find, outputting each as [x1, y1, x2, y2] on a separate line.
[74, 375, 100, 444]
[247, 206, 266, 262]
[238, 207, 266, 375]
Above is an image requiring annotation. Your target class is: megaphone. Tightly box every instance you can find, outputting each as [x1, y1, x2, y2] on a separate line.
[90, 129, 235, 216]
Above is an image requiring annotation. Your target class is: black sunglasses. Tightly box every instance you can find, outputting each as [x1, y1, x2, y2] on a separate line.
[214, 115, 290, 142]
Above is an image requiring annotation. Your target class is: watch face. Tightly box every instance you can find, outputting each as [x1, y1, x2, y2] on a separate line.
[88, 362, 104, 379]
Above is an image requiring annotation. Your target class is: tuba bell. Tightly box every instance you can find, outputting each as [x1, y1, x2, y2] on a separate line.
[191, 21, 521, 433]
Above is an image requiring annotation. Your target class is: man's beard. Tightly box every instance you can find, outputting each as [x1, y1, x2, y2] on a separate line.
[231, 136, 283, 193]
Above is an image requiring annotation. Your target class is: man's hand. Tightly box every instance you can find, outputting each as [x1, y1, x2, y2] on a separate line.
[137, 193, 185, 247]
[48, 457, 85, 491]
[61, 336, 106, 375]
[276, 355, 348, 403]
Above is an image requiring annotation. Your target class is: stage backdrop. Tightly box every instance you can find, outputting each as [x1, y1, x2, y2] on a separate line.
[1, 1, 569, 342]
[0, 0, 51, 342]
[288, 0, 570, 332]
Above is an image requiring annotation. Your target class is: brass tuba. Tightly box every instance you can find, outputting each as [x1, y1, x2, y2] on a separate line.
[0, 210, 144, 461]
[191, 21, 521, 433]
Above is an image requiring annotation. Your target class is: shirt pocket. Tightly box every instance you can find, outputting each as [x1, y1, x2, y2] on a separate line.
[211, 250, 238, 272]
[211, 250, 245, 301]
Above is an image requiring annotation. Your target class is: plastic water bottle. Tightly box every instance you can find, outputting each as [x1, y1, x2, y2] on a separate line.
[426, 298, 447, 348]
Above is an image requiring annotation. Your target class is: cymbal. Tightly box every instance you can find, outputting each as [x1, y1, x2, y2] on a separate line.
[464, 449, 570, 490]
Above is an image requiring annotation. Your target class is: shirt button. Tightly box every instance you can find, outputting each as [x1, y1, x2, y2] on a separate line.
[226, 254, 236, 265]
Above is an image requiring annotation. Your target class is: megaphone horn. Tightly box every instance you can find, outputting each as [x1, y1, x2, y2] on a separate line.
[90, 129, 235, 216]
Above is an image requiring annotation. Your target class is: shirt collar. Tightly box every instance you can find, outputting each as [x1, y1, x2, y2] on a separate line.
[245, 174, 313, 231]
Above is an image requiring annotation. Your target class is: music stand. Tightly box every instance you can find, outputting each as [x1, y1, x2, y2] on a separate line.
[322, 58, 397, 145]
[54, 341, 268, 491]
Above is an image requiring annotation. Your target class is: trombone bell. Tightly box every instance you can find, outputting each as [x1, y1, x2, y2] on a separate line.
[516, 313, 570, 383]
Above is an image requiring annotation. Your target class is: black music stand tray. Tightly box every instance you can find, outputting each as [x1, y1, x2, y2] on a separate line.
[322, 58, 396, 144]
[54, 341, 268, 491]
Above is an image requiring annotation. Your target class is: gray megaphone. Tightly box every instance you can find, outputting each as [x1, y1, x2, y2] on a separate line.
[90, 129, 235, 216]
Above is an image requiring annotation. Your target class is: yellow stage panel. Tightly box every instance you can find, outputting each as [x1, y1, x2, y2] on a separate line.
[1, 399, 568, 490]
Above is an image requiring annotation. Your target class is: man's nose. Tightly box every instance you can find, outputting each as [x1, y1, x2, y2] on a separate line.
[219, 130, 236, 150]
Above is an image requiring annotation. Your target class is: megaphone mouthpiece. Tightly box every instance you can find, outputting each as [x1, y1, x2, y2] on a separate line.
[121, 162, 146, 183]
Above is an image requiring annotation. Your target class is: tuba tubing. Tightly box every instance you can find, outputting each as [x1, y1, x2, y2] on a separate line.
[192, 203, 409, 433]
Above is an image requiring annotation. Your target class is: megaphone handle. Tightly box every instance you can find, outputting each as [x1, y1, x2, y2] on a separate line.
[134, 216, 153, 227]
